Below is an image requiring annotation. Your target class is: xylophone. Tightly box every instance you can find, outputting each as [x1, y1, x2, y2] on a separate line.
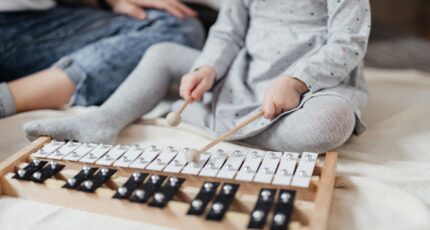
[0, 137, 337, 230]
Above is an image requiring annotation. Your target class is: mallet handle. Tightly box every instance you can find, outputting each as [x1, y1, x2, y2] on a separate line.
[178, 99, 192, 115]
[200, 110, 264, 153]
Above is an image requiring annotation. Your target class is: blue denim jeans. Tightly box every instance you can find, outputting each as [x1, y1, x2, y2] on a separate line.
[0, 6, 204, 106]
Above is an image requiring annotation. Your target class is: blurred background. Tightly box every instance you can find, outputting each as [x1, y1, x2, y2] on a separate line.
[366, 0, 430, 72]
[196, 0, 430, 72]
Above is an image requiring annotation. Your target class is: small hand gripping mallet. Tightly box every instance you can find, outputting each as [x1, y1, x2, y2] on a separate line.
[166, 99, 192, 127]
[185, 110, 265, 163]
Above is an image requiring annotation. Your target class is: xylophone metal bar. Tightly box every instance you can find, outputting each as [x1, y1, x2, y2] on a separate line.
[33, 140, 322, 190]
[63, 143, 97, 161]
[113, 144, 145, 167]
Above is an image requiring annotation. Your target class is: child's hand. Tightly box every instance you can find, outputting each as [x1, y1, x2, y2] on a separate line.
[263, 76, 309, 120]
[180, 66, 216, 101]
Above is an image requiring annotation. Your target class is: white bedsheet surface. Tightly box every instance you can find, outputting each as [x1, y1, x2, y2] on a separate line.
[0, 68, 429, 230]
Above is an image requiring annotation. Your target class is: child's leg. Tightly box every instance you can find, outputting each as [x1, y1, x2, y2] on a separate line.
[243, 95, 356, 153]
[24, 43, 201, 143]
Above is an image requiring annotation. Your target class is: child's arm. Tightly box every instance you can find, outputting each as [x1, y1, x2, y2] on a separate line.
[263, 0, 371, 119]
[179, 0, 249, 101]
[283, 0, 371, 93]
[190, 0, 249, 81]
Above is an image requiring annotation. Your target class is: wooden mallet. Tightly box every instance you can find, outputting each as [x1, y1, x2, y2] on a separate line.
[166, 99, 192, 127]
[185, 110, 265, 163]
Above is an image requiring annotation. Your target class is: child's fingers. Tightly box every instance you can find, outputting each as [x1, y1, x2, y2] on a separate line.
[180, 75, 200, 100]
[179, 79, 189, 99]
[263, 100, 276, 119]
[190, 78, 210, 100]
[273, 100, 285, 118]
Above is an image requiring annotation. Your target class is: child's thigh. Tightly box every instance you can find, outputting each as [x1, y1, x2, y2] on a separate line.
[244, 95, 356, 152]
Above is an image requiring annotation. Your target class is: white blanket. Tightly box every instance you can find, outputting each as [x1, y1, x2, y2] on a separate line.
[1, 68, 429, 230]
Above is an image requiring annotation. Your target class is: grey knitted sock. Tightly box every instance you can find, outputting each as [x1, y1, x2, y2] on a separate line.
[24, 43, 200, 143]
[24, 111, 120, 143]
[0, 83, 16, 118]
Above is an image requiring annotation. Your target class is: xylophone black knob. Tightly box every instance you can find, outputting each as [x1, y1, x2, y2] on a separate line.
[154, 192, 165, 203]
[17, 169, 26, 178]
[67, 178, 76, 186]
[273, 213, 286, 226]
[212, 203, 224, 214]
[32, 171, 42, 180]
[118, 187, 127, 196]
[192, 199, 203, 210]
[83, 180, 93, 190]
[135, 189, 145, 199]
[252, 210, 264, 222]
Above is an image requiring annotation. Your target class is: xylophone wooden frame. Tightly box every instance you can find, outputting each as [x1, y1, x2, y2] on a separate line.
[0, 136, 337, 230]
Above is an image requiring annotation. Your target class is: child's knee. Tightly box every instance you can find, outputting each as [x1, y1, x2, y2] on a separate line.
[292, 98, 356, 152]
[137, 42, 187, 74]
[261, 97, 356, 153]
[143, 42, 181, 61]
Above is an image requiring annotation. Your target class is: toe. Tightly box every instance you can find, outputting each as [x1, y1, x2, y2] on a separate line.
[23, 122, 42, 139]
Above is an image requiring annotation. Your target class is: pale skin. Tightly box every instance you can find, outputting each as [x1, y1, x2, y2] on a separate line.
[179, 66, 309, 120]
[8, 0, 196, 113]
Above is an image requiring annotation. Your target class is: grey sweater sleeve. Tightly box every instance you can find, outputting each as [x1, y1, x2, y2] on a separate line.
[190, 0, 249, 80]
[283, 0, 371, 93]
